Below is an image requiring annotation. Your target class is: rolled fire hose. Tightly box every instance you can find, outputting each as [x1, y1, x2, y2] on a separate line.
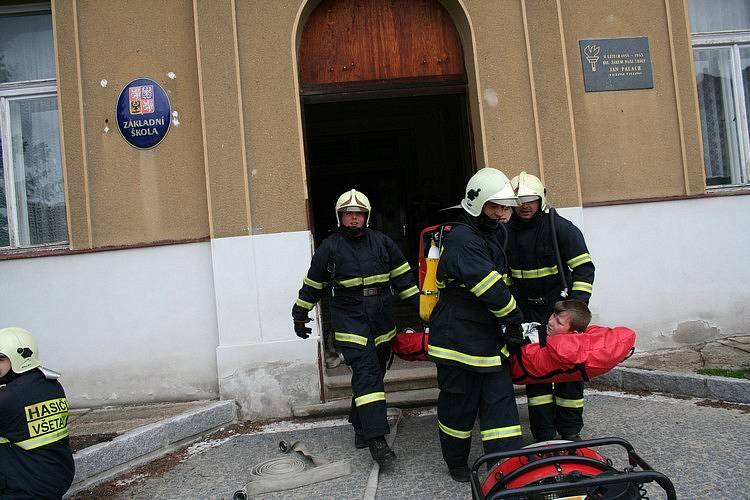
[361, 407, 403, 500]
[232, 440, 351, 499]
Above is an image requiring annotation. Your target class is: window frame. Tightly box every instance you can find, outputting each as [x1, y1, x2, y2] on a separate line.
[691, 29, 750, 189]
[0, 3, 67, 250]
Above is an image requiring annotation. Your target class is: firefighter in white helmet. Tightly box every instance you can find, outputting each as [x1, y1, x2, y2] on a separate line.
[506, 171, 595, 442]
[427, 168, 526, 482]
[0, 327, 75, 498]
[292, 189, 419, 467]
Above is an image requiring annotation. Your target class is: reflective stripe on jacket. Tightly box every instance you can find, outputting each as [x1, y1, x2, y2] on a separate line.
[428, 218, 522, 372]
[292, 229, 417, 349]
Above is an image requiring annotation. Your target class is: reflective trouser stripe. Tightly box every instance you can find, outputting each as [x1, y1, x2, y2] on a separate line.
[556, 396, 585, 408]
[428, 345, 502, 368]
[571, 281, 593, 293]
[0, 436, 9, 444]
[491, 296, 517, 318]
[390, 262, 411, 278]
[528, 394, 554, 406]
[295, 298, 315, 310]
[567, 253, 592, 268]
[470, 271, 502, 297]
[398, 285, 419, 300]
[354, 391, 386, 407]
[374, 328, 396, 346]
[14, 427, 69, 450]
[438, 421, 472, 439]
[335, 331, 368, 346]
[480, 425, 523, 441]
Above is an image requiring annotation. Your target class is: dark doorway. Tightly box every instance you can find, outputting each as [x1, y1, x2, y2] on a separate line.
[304, 91, 474, 263]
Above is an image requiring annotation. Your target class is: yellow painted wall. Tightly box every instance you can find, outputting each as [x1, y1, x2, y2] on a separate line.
[49, 0, 704, 248]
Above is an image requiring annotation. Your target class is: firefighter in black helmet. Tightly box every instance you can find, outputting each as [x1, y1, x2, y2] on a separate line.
[0, 327, 75, 499]
[506, 172, 596, 442]
[428, 168, 525, 483]
[292, 189, 419, 467]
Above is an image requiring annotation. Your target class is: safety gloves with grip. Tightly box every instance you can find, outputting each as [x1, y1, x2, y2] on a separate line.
[294, 318, 313, 339]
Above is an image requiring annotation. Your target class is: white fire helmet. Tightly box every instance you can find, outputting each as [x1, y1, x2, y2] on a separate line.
[461, 168, 519, 217]
[0, 327, 41, 374]
[335, 189, 371, 226]
[511, 171, 547, 210]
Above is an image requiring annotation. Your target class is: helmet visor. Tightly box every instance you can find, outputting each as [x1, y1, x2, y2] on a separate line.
[488, 197, 519, 207]
[518, 195, 541, 204]
[338, 206, 368, 213]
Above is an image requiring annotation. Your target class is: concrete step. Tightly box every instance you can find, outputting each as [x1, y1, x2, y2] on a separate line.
[67, 399, 237, 496]
[325, 365, 438, 399]
[293, 387, 440, 418]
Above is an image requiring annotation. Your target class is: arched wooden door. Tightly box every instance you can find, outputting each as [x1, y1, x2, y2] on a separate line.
[299, 0, 467, 92]
[298, 1, 475, 376]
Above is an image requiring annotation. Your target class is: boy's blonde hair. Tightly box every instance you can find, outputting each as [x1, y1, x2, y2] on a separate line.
[553, 300, 591, 332]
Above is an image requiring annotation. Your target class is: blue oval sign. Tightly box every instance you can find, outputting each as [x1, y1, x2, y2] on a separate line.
[116, 78, 171, 149]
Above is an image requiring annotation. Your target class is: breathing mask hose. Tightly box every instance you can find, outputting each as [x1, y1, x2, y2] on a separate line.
[549, 207, 569, 298]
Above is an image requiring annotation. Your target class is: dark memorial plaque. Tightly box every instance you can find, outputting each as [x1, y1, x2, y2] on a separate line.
[579, 37, 653, 92]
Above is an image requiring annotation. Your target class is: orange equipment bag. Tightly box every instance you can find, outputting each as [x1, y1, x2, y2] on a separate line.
[511, 325, 636, 384]
[391, 329, 429, 362]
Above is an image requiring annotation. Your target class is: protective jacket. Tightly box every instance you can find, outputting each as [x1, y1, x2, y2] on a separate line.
[0, 369, 74, 499]
[506, 210, 594, 306]
[292, 229, 419, 349]
[428, 214, 523, 372]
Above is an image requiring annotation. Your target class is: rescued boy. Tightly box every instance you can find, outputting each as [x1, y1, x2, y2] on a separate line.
[512, 299, 636, 440]
[0, 327, 75, 499]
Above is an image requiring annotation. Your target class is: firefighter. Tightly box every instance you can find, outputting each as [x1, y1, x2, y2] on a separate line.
[292, 189, 419, 467]
[0, 327, 75, 499]
[506, 172, 596, 442]
[428, 168, 526, 483]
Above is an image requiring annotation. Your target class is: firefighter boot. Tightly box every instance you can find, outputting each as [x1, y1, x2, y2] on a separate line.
[448, 464, 471, 483]
[368, 437, 396, 466]
[354, 430, 367, 449]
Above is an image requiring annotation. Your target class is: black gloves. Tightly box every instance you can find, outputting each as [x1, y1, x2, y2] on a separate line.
[503, 323, 527, 353]
[294, 317, 312, 339]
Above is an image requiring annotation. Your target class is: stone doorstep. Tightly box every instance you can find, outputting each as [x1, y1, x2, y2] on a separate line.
[66, 400, 237, 497]
[325, 365, 438, 399]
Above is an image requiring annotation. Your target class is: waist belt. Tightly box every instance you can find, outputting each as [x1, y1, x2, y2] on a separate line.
[334, 285, 392, 297]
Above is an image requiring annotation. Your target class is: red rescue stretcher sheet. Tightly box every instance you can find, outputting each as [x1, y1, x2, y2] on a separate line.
[511, 325, 636, 384]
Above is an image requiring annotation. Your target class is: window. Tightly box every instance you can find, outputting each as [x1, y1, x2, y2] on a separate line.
[0, 5, 67, 248]
[690, 0, 750, 187]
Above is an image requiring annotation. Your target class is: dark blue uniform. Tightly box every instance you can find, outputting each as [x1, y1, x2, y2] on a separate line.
[292, 229, 418, 439]
[0, 369, 74, 499]
[507, 209, 595, 440]
[428, 214, 524, 468]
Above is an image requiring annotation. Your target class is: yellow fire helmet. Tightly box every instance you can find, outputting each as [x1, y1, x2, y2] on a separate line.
[335, 189, 372, 226]
[0, 327, 41, 374]
[461, 167, 519, 217]
[511, 171, 547, 210]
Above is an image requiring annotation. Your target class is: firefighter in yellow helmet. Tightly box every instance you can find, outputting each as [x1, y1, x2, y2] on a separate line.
[427, 168, 526, 482]
[0, 327, 75, 498]
[292, 189, 419, 467]
[506, 172, 596, 442]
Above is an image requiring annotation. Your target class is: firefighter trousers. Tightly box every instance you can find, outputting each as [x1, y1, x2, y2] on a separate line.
[342, 342, 391, 440]
[527, 381, 584, 440]
[436, 363, 522, 468]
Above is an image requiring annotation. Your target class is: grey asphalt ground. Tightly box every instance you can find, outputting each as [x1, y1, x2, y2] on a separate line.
[87, 389, 749, 500]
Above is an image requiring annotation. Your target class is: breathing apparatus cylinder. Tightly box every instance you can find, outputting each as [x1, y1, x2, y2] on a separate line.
[419, 240, 440, 321]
